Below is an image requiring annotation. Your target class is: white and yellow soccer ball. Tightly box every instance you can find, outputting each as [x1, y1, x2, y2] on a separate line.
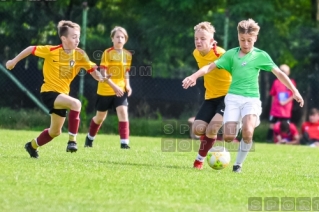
[206, 146, 231, 170]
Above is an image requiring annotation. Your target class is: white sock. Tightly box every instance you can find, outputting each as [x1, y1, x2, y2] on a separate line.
[69, 132, 77, 137]
[235, 139, 253, 167]
[195, 154, 205, 162]
[87, 134, 95, 140]
[120, 139, 129, 144]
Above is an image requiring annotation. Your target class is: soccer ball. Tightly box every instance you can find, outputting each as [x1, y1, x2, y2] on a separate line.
[206, 146, 231, 170]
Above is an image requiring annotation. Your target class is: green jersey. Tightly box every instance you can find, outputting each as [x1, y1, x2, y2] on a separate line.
[215, 47, 277, 98]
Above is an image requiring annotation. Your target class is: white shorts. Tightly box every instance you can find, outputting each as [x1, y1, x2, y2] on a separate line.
[223, 94, 262, 127]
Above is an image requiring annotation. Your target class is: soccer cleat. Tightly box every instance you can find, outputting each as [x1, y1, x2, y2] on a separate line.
[84, 136, 93, 147]
[25, 142, 39, 158]
[66, 141, 78, 153]
[193, 160, 203, 170]
[232, 165, 242, 173]
[121, 143, 130, 149]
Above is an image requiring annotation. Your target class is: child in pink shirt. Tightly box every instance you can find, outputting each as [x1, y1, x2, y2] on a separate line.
[267, 64, 296, 141]
[273, 120, 299, 145]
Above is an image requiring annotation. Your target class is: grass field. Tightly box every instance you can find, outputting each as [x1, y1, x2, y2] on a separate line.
[1, 129, 319, 212]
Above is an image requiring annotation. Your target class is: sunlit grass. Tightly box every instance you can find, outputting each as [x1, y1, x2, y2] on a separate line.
[0, 129, 319, 212]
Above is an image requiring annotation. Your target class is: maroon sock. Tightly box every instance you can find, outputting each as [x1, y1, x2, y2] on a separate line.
[119, 121, 129, 139]
[198, 135, 216, 157]
[37, 128, 53, 146]
[68, 110, 80, 135]
[88, 119, 101, 137]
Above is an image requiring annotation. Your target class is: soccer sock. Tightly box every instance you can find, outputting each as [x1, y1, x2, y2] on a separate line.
[31, 139, 38, 149]
[36, 128, 53, 147]
[68, 110, 80, 142]
[235, 139, 253, 166]
[196, 135, 216, 162]
[119, 121, 129, 144]
[88, 119, 101, 139]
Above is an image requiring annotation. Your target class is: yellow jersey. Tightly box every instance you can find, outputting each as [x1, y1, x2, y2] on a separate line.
[98, 47, 132, 96]
[32, 45, 96, 94]
[193, 46, 231, 99]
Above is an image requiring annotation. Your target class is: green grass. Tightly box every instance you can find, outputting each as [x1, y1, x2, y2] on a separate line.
[1, 129, 319, 212]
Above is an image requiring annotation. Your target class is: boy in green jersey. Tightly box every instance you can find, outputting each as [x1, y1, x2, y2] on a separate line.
[182, 18, 304, 173]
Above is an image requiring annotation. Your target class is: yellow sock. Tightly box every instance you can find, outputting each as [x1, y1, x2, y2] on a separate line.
[69, 135, 76, 142]
[31, 139, 38, 149]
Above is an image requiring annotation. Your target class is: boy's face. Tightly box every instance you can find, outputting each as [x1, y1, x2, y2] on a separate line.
[309, 113, 319, 123]
[112, 30, 126, 49]
[238, 33, 257, 54]
[61, 27, 80, 50]
[194, 30, 214, 53]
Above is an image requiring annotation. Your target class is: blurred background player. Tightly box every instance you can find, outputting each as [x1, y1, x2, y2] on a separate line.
[85, 26, 132, 149]
[300, 108, 319, 147]
[5, 20, 103, 158]
[184, 22, 231, 170]
[273, 120, 300, 145]
[266, 64, 296, 142]
[182, 19, 304, 173]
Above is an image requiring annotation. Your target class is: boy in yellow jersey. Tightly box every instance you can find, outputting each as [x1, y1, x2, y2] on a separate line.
[185, 22, 231, 169]
[183, 19, 304, 173]
[84, 26, 132, 149]
[6, 20, 104, 158]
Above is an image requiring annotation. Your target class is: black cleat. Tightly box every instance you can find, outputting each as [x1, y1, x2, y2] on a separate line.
[25, 142, 39, 158]
[66, 141, 78, 153]
[84, 136, 93, 147]
[232, 165, 242, 173]
[121, 144, 130, 149]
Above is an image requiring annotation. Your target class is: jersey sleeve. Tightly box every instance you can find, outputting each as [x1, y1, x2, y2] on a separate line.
[291, 79, 296, 87]
[125, 50, 132, 72]
[100, 51, 109, 70]
[214, 49, 234, 73]
[32, 45, 50, 58]
[301, 123, 306, 134]
[269, 81, 277, 96]
[77, 50, 97, 73]
[257, 52, 278, 72]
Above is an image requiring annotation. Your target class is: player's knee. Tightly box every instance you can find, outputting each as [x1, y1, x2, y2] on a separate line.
[205, 126, 218, 138]
[224, 135, 236, 142]
[70, 99, 81, 111]
[94, 116, 105, 124]
[192, 123, 206, 136]
[242, 138, 252, 144]
[242, 129, 253, 143]
[49, 129, 62, 138]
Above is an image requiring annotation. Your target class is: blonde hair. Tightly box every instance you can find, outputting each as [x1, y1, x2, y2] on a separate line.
[111, 26, 129, 41]
[194, 22, 215, 38]
[237, 19, 260, 36]
[280, 64, 290, 76]
[57, 20, 80, 37]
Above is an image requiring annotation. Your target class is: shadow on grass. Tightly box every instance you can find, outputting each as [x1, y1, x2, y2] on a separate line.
[82, 159, 191, 170]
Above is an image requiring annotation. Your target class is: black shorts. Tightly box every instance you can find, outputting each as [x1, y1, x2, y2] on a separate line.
[195, 96, 225, 123]
[269, 116, 290, 124]
[40, 91, 67, 117]
[95, 93, 128, 112]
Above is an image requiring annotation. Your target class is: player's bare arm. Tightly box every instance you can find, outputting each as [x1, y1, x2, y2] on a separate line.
[125, 72, 132, 96]
[100, 67, 124, 97]
[6, 46, 35, 70]
[271, 67, 304, 107]
[90, 69, 105, 82]
[182, 62, 216, 89]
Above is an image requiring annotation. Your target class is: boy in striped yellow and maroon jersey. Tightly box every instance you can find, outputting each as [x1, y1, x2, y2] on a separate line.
[85, 26, 132, 149]
[6, 20, 105, 158]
